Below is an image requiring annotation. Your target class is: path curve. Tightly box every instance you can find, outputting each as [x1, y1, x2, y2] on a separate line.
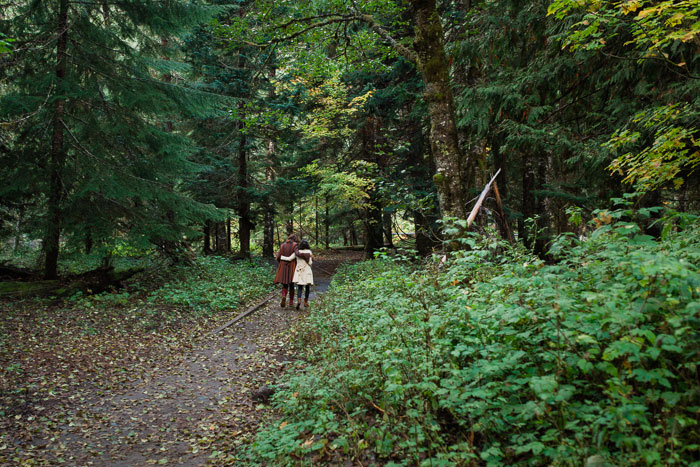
[43, 255, 352, 466]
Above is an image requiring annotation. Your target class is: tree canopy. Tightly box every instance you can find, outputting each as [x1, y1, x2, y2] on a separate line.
[1, 0, 698, 269]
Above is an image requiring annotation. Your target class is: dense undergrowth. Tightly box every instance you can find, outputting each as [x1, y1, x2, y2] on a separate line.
[250, 215, 700, 465]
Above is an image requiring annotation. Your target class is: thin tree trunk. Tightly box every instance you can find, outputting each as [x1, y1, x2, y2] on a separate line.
[203, 221, 211, 254]
[236, 4, 251, 259]
[350, 224, 358, 246]
[214, 222, 219, 251]
[237, 125, 251, 258]
[44, 0, 69, 279]
[227, 217, 232, 252]
[415, 211, 432, 257]
[410, 118, 441, 256]
[360, 116, 384, 258]
[263, 156, 275, 258]
[325, 196, 330, 249]
[534, 153, 548, 256]
[299, 205, 303, 239]
[14, 207, 24, 253]
[520, 152, 535, 247]
[215, 220, 228, 253]
[493, 138, 507, 200]
[365, 197, 383, 258]
[263, 65, 277, 258]
[383, 210, 394, 247]
[315, 195, 319, 245]
[85, 227, 93, 254]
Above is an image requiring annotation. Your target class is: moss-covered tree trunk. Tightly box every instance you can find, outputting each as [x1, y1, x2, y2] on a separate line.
[411, 0, 469, 220]
[45, 0, 69, 280]
[361, 116, 385, 258]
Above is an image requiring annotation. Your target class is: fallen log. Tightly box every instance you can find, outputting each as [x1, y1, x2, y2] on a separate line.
[0, 266, 145, 299]
[66, 266, 145, 295]
[0, 264, 35, 281]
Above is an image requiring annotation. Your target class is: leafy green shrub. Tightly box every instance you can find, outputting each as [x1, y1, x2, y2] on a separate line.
[148, 256, 273, 313]
[250, 220, 700, 465]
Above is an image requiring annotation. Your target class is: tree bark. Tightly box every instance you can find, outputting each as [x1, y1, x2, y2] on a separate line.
[364, 196, 384, 258]
[85, 227, 93, 254]
[315, 195, 319, 245]
[203, 221, 212, 254]
[44, 0, 69, 279]
[215, 221, 229, 253]
[237, 122, 251, 258]
[14, 206, 24, 253]
[233, 4, 251, 259]
[534, 152, 548, 256]
[324, 195, 330, 249]
[349, 224, 358, 246]
[411, 0, 469, 220]
[360, 116, 384, 258]
[227, 217, 232, 252]
[263, 155, 275, 258]
[520, 152, 535, 247]
[383, 210, 394, 248]
[263, 65, 277, 258]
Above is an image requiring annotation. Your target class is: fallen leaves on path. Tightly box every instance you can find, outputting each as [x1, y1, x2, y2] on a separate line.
[0, 254, 352, 466]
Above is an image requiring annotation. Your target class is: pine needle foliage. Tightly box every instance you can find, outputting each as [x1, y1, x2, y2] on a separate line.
[0, 0, 222, 260]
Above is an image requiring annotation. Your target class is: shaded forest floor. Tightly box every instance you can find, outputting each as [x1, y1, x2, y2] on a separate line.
[0, 251, 361, 466]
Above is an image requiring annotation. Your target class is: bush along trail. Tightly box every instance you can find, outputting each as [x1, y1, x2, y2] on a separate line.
[0, 253, 355, 466]
[248, 216, 700, 466]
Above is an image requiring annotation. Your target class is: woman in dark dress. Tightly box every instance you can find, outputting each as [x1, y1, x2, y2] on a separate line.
[274, 234, 298, 307]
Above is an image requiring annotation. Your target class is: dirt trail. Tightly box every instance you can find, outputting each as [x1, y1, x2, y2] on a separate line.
[38, 255, 353, 466]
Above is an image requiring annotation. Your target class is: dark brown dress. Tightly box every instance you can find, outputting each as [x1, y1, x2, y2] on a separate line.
[273, 240, 297, 285]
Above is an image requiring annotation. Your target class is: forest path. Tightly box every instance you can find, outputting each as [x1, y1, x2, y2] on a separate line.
[10, 253, 358, 466]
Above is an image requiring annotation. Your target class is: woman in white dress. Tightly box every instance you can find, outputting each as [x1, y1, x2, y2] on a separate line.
[292, 239, 313, 309]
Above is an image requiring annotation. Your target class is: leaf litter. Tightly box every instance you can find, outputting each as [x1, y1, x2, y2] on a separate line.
[0, 253, 357, 466]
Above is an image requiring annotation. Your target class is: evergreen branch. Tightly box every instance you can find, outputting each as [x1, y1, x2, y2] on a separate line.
[348, 1, 417, 63]
[599, 50, 700, 80]
[542, 86, 606, 123]
[60, 119, 192, 197]
[274, 13, 355, 31]
[268, 17, 356, 44]
[1, 84, 55, 128]
[250, 42, 278, 84]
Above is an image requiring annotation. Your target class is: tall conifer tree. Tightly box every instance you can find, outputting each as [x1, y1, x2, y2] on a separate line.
[0, 0, 218, 277]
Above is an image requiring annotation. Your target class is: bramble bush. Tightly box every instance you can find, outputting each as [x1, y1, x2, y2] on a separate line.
[250, 213, 700, 465]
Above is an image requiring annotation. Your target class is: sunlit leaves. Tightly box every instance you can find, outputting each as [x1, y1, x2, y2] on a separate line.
[547, 0, 700, 191]
[0, 33, 13, 54]
[548, 0, 700, 58]
[607, 104, 700, 190]
[301, 160, 374, 209]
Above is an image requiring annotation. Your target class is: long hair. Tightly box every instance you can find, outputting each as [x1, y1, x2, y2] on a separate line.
[299, 239, 310, 250]
[287, 234, 298, 243]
